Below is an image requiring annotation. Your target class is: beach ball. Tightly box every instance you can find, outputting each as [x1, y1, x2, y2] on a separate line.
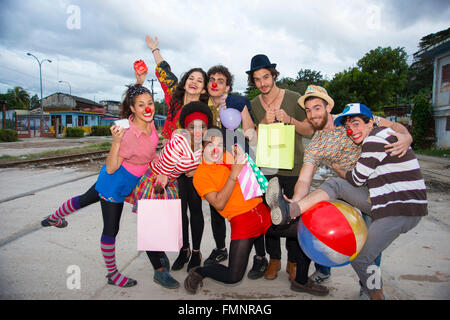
[297, 200, 368, 267]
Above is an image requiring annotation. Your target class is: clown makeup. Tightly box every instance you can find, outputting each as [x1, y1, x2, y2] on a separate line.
[344, 116, 374, 145]
[130, 92, 155, 123]
[187, 119, 208, 146]
[208, 73, 229, 98]
[203, 135, 224, 164]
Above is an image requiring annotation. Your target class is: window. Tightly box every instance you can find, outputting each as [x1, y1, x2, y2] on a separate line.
[78, 116, 84, 127]
[66, 115, 72, 125]
[441, 64, 450, 92]
[446, 116, 450, 131]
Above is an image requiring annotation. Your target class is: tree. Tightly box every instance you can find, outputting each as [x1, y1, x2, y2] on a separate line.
[411, 92, 433, 149]
[30, 94, 40, 110]
[5, 86, 31, 110]
[405, 27, 450, 99]
[327, 46, 408, 113]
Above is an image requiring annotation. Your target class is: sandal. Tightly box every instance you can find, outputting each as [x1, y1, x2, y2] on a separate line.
[106, 272, 137, 288]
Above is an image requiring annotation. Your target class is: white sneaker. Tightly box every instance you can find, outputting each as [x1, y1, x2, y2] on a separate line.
[309, 270, 331, 284]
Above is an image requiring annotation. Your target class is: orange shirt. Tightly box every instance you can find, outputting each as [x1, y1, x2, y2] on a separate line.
[193, 152, 262, 221]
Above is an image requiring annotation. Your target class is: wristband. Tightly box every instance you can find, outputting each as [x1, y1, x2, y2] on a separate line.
[152, 48, 160, 53]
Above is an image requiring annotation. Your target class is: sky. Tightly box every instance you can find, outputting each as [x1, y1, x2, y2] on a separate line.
[0, 0, 449, 105]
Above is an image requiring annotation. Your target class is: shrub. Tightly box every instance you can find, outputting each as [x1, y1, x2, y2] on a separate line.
[66, 127, 85, 138]
[91, 125, 112, 136]
[411, 92, 433, 149]
[0, 129, 18, 142]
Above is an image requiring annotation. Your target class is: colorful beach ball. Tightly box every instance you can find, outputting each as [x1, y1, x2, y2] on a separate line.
[297, 200, 368, 267]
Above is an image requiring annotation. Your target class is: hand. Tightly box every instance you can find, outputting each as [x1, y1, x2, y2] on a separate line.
[145, 35, 159, 51]
[110, 125, 125, 143]
[331, 163, 346, 178]
[230, 146, 247, 180]
[264, 109, 276, 123]
[154, 174, 168, 194]
[384, 131, 412, 158]
[275, 109, 290, 124]
[283, 195, 301, 220]
[185, 169, 196, 178]
[135, 70, 147, 85]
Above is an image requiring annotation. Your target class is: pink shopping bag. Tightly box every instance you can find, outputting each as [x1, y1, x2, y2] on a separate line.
[137, 198, 183, 252]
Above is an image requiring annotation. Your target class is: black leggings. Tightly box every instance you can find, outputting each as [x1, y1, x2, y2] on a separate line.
[77, 183, 165, 270]
[196, 235, 265, 284]
[196, 220, 311, 285]
[178, 175, 204, 251]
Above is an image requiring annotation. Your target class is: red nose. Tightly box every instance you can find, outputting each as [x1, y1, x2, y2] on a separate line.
[145, 107, 151, 113]
[195, 131, 202, 138]
[347, 129, 353, 136]
[213, 148, 219, 154]
[212, 82, 217, 88]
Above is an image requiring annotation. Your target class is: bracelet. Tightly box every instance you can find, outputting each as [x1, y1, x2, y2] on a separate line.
[152, 48, 160, 53]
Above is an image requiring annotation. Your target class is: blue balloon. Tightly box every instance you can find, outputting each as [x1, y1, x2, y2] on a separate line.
[220, 108, 242, 130]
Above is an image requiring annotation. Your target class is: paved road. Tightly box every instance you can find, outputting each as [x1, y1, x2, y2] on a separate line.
[0, 138, 449, 301]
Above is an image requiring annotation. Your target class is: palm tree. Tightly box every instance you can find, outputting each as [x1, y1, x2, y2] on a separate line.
[7, 86, 31, 109]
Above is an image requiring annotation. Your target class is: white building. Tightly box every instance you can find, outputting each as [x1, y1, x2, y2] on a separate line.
[418, 38, 450, 148]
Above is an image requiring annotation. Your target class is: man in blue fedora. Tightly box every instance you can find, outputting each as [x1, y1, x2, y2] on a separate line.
[246, 54, 315, 281]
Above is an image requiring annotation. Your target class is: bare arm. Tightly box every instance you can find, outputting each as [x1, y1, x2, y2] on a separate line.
[105, 125, 125, 174]
[145, 35, 164, 65]
[291, 162, 316, 202]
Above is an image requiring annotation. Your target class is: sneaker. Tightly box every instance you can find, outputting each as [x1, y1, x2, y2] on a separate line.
[184, 266, 203, 294]
[187, 251, 202, 272]
[247, 256, 268, 280]
[171, 248, 190, 271]
[41, 216, 68, 228]
[265, 177, 294, 225]
[359, 288, 370, 300]
[309, 270, 331, 284]
[290, 278, 329, 296]
[153, 269, 179, 289]
[204, 248, 228, 266]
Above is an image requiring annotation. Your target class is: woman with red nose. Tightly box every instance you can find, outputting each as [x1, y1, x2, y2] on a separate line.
[133, 35, 210, 274]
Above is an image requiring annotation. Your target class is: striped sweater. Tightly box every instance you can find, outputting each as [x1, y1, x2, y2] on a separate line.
[345, 126, 428, 220]
[150, 133, 202, 180]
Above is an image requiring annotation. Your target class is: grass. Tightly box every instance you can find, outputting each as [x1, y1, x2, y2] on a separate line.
[415, 148, 450, 158]
[0, 142, 112, 163]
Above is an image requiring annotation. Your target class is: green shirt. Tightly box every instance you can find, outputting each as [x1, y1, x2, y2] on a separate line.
[250, 89, 307, 176]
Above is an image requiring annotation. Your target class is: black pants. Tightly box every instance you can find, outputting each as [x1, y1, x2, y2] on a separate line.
[264, 174, 298, 262]
[196, 220, 310, 285]
[178, 174, 204, 251]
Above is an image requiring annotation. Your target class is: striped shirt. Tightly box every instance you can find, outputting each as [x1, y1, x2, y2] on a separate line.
[150, 133, 202, 180]
[345, 126, 428, 220]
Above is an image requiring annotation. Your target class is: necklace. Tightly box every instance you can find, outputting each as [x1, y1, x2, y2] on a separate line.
[261, 87, 281, 110]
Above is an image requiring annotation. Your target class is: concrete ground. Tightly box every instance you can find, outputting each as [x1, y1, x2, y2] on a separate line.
[0, 137, 449, 301]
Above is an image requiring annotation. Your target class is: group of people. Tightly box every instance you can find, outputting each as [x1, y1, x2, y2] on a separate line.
[41, 35, 427, 300]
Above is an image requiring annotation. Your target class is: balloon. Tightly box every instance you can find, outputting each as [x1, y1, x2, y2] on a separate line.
[220, 108, 242, 130]
[297, 200, 368, 267]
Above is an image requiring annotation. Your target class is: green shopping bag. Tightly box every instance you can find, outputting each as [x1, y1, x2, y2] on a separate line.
[256, 123, 295, 170]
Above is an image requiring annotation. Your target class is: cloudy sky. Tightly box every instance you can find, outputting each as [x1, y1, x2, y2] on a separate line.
[0, 0, 449, 104]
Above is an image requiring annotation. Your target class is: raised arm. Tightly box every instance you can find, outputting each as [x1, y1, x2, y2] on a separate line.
[145, 35, 164, 66]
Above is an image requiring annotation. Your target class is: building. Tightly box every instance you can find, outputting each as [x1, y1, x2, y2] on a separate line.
[41, 93, 106, 135]
[416, 37, 450, 148]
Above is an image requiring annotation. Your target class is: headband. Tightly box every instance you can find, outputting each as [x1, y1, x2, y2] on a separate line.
[128, 85, 151, 98]
[184, 112, 209, 128]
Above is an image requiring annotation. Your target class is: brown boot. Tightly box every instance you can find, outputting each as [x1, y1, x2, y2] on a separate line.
[264, 259, 281, 280]
[286, 261, 297, 282]
[184, 266, 203, 294]
[290, 278, 329, 296]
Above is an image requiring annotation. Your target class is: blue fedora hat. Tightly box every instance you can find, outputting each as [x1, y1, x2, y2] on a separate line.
[246, 54, 277, 74]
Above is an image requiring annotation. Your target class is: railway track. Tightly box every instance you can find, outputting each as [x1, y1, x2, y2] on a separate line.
[0, 150, 110, 168]
[0, 143, 164, 169]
